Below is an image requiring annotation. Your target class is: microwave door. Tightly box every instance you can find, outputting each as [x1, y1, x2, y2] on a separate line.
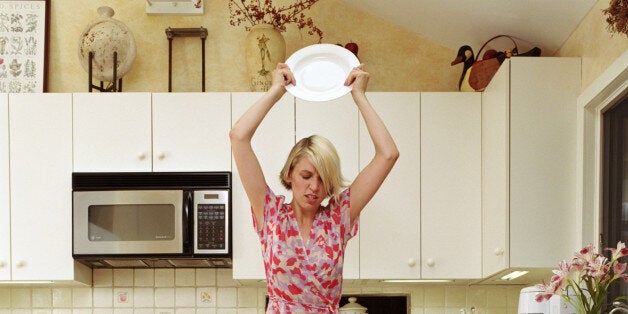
[73, 190, 184, 255]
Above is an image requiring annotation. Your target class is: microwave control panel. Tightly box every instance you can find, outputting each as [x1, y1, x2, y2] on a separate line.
[194, 190, 229, 254]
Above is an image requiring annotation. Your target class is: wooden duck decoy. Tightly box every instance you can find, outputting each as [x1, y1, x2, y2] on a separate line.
[451, 36, 542, 92]
[451, 45, 475, 92]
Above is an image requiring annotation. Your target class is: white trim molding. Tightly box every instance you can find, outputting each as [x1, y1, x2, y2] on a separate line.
[576, 51, 628, 247]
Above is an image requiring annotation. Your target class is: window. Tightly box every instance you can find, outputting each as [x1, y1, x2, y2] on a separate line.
[602, 95, 628, 304]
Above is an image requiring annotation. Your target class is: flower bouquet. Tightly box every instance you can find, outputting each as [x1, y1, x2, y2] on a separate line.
[535, 241, 628, 313]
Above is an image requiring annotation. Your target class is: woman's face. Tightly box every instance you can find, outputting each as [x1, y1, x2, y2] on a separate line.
[288, 157, 326, 212]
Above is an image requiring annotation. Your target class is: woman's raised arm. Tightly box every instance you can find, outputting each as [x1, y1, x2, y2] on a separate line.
[344, 64, 399, 223]
[230, 63, 296, 229]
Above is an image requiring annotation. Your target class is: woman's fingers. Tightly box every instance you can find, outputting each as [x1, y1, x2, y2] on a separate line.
[346, 64, 369, 93]
[345, 64, 367, 86]
[273, 63, 296, 86]
[278, 63, 296, 86]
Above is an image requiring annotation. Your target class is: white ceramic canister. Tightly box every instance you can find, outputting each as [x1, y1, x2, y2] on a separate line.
[518, 286, 549, 314]
[339, 297, 368, 314]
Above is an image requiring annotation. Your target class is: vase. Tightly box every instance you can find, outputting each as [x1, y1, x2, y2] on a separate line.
[244, 24, 286, 91]
[78, 6, 136, 82]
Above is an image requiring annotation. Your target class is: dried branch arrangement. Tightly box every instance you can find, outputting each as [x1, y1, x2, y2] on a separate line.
[229, 0, 323, 41]
[603, 0, 628, 35]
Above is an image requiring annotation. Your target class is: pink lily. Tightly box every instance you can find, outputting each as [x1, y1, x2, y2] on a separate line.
[605, 241, 628, 260]
[578, 244, 595, 258]
[588, 255, 609, 278]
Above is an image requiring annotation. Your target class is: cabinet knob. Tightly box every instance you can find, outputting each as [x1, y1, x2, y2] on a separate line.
[426, 258, 435, 267]
[15, 260, 25, 268]
[408, 258, 416, 267]
[494, 247, 504, 256]
[137, 153, 147, 161]
[157, 152, 166, 160]
[0, 261, 5, 268]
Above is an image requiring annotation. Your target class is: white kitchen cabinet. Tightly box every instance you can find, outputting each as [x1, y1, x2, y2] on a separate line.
[482, 58, 581, 279]
[74, 92, 231, 172]
[482, 64, 510, 276]
[231, 93, 363, 280]
[231, 92, 294, 280]
[420, 92, 482, 279]
[73, 93, 152, 172]
[152, 93, 231, 172]
[0, 94, 8, 280]
[296, 94, 360, 279]
[7, 93, 90, 283]
[358, 93, 421, 279]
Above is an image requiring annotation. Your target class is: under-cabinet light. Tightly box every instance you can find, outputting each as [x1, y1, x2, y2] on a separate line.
[500, 270, 529, 281]
[382, 279, 454, 283]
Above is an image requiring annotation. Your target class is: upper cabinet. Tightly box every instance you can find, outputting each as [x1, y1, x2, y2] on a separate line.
[482, 63, 510, 276]
[296, 94, 360, 279]
[73, 93, 152, 172]
[358, 93, 421, 279]
[421, 92, 482, 279]
[231, 92, 294, 280]
[73, 92, 231, 172]
[7, 93, 90, 283]
[152, 93, 231, 172]
[231, 93, 362, 280]
[0, 94, 8, 280]
[482, 58, 581, 278]
[295, 94, 359, 180]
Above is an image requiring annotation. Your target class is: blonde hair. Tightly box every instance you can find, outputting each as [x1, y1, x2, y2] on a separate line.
[280, 135, 346, 200]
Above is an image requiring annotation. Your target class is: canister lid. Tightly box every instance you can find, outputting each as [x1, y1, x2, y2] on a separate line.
[521, 286, 543, 293]
[339, 297, 368, 313]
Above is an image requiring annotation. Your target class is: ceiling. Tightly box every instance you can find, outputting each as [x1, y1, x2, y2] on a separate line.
[341, 0, 598, 57]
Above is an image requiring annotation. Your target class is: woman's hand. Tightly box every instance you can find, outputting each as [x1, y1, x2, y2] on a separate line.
[271, 63, 296, 89]
[345, 63, 369, 95]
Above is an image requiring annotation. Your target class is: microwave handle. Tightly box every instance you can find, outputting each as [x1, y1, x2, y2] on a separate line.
[182, 190, 194, 254]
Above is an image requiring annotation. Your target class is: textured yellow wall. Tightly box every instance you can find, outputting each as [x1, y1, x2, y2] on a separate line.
[48, 0, 627, 93]
[554, 0, 628, 91]
[48, 0, 460, 92]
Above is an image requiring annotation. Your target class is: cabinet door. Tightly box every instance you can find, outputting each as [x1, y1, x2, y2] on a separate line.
[231, 93, 294, 279]
[0, 94, 8, 280]
[420, 93, 481, 279]
[508, 58, 580, 267]
[73, 93, 152, 172]
[296, 94, 360, 279]
[153, 93, 231, 172]
[9, 93, 75, 280]
[358, 93, 421, 279]
[482, 61, 510, 277]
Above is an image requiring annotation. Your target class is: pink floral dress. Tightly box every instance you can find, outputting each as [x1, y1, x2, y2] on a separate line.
[254, 185, 358, 314]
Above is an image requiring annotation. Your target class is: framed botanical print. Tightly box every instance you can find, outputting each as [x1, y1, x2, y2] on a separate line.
[0, 0, 49, 92]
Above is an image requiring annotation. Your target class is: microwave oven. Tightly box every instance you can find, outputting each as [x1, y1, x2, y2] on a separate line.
[72, 172, 232, 268]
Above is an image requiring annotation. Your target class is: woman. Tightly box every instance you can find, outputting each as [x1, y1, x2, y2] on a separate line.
[230, 63, 399, 313]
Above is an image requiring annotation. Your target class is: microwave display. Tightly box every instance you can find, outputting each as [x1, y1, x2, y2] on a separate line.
[88, 204, 175, 241]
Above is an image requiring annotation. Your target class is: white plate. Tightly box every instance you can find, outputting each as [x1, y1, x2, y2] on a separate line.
[285, 44, 360, 102]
